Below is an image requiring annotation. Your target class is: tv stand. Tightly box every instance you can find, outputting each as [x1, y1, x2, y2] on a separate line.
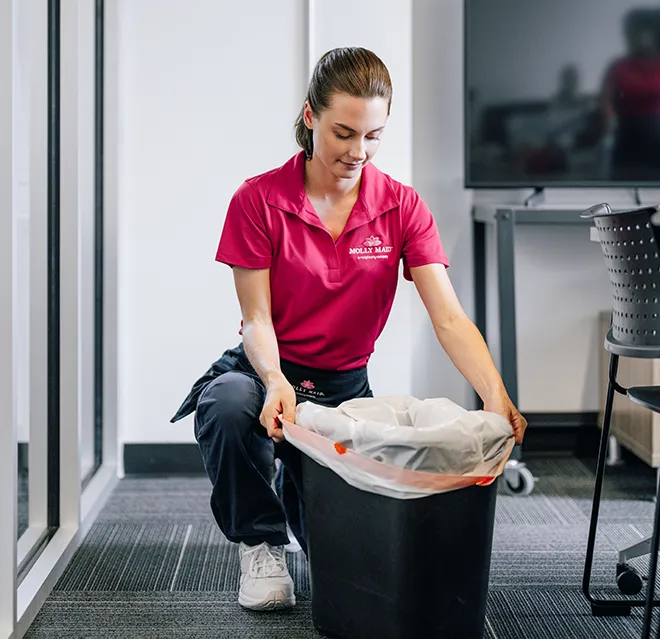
[472, 203, 594, 471]
[524, 187, 545, 207]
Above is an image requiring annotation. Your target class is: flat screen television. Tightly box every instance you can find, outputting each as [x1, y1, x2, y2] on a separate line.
[464, 0, 660, 188]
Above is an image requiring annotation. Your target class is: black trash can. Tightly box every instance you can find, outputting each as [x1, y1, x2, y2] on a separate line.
[302, 455, 498, 639]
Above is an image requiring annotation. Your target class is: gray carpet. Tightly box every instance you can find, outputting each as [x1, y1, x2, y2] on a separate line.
[24, 455, 660, 638]
[18, 468, 28, 538]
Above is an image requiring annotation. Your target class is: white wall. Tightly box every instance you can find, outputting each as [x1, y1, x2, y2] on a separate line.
[117, 0, 306, 444]
[119, 1, 660, 447]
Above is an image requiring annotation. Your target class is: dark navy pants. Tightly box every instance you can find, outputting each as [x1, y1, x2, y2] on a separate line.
[172, 344, 372, 555]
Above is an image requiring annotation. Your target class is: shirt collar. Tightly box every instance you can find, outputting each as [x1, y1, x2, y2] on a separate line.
[266, 151, 399, 225]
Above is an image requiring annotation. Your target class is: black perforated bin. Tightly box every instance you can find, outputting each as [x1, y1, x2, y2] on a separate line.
[302, 455, 498, 639]
[586, 204, 660, 356]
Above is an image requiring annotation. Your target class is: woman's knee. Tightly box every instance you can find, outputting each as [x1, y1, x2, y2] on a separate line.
[194, 372, 264, 441]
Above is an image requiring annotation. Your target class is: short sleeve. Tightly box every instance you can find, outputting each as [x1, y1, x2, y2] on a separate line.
[401, 188, 449, 281]
[215, 181, 272, 269]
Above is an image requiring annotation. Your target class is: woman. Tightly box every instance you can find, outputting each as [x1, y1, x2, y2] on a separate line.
[171, 47, 526, 612]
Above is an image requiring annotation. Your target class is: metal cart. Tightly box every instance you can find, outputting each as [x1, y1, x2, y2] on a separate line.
[472, 202, 594, 495]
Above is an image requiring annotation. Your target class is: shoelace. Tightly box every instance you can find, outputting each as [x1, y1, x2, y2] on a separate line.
[246, 543, 286, 578]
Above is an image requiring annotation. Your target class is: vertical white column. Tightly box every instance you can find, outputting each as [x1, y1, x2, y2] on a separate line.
[77, 0, 96, 483]
[305, 0, 315, 79]
[28, 0, 49, 535]
[14, 0, 31, 482]
[102, 0, 119, 471]
[59, 0, 82, 527]
[0, 1, 18, 636]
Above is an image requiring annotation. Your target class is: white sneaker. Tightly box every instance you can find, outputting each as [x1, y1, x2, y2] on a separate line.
[238, 542, 296, 611]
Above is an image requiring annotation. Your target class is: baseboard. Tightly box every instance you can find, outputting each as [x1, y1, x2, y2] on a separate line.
[522, 412, 600, 456]
[123, 443, 206, 476]
[123, 412, 600, 475]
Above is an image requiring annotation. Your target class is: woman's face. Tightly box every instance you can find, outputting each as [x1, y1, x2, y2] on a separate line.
[304, 93, 389, 180]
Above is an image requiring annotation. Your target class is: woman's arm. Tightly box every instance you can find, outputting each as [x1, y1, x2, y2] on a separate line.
[233, 266, 296, 439]
[410, 263, 527, 444]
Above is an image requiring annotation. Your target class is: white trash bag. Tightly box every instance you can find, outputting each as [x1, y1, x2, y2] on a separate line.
[282, 396, 515, 500]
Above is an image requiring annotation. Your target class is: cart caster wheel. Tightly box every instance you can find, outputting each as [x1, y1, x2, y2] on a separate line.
[616, 563, 644, 595]
[502, 462, 535, 496]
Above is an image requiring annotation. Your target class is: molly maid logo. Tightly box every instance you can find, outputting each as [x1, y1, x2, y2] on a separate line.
[363, 235, 382, 248]
[349, 234, 393, 259]
[294, 380, 325, 397]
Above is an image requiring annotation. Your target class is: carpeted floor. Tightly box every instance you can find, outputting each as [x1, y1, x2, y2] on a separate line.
[23, 455, 660, 638]
[18, 468, 29, 538]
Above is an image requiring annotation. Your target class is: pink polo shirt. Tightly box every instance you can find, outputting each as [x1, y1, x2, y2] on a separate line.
[216, 151, 449, 371]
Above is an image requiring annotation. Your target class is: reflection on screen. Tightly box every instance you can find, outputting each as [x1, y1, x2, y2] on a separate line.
[465, 0, 660, 186]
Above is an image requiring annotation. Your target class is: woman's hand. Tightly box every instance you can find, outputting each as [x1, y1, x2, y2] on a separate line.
[483, 393, 527, 446]
[261, 374, 297, 443]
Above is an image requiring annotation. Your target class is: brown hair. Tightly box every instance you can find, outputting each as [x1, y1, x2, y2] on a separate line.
[295, 47, 393, 158]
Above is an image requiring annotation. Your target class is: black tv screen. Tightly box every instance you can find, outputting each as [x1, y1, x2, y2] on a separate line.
[465, 0, 660, 187]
